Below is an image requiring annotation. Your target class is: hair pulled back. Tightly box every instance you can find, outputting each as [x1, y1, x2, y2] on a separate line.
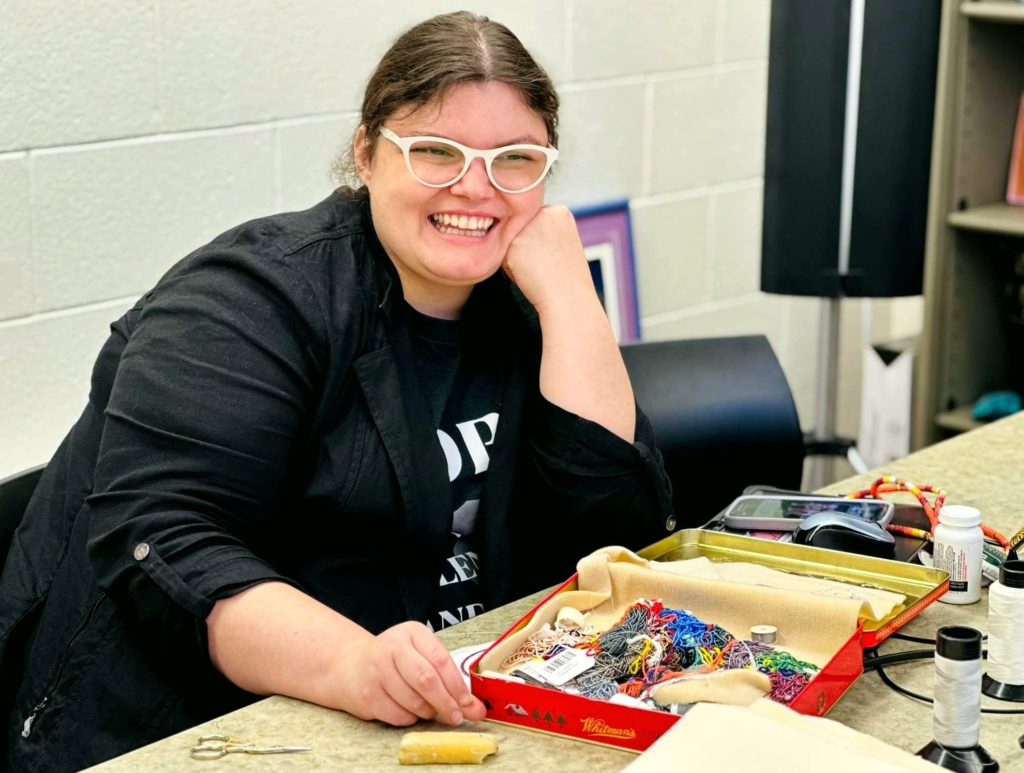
[338, 11, 559, 184]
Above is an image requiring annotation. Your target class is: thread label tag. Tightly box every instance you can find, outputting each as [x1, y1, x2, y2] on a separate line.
[523, 648, 595, 686]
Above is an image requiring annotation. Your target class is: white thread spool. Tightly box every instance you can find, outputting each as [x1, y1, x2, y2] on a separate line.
[983, 559, 1024, 700]
[750, 624, 778, 644]
[917, 626, 999, 770]
[934, 504, 984, 605]
[932, 626, 982, 749]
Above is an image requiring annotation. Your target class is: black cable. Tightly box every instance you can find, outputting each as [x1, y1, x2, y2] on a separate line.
[875, 660, 934, 703]
[888, 631, 938, 645]
[863, 649, 933, 670]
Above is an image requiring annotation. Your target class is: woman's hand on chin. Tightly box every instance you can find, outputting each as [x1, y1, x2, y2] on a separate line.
[501, 205, 599, 318]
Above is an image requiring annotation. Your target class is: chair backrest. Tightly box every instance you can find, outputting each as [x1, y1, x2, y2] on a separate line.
[619, 335, 804, 528]
[0, 465, 45, 572]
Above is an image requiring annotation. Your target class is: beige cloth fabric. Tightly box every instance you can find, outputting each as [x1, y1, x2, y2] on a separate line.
[624, 700, 942, 772]
[649, 669, 770, 706]
[651, 554, 906, 622]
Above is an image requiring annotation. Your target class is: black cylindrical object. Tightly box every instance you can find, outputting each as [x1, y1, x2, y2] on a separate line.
[761, 0, 941, 298]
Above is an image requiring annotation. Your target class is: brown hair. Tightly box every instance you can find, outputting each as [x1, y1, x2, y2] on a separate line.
[336, 11, 559, 185]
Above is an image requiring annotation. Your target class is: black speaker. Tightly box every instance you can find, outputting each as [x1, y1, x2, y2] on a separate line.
[761, 0, 941, 298]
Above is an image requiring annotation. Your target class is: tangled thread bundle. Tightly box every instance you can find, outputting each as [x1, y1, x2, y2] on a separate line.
[500, 599, 819, 709]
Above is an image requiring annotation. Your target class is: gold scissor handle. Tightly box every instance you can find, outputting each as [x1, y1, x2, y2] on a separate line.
[190, 735, 310, 760]
[197, 734, 249, 744]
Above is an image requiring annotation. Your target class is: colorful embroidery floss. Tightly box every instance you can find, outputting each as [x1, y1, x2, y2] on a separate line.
[499, 599, 820, 712]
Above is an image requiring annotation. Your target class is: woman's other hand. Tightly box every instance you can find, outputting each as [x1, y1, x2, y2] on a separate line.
[337, 621, 486, 726]
[501, 205, 598, 318]
[501, 204, 635, 442]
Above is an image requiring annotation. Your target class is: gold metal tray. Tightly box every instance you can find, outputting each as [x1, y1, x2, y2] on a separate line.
[638, 528, 949, 642]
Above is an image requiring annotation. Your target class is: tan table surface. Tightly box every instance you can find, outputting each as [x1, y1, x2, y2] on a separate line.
[88, 412, 1024, 772]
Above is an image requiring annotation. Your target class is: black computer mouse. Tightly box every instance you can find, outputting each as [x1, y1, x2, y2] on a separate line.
[793, 511, 896, 559]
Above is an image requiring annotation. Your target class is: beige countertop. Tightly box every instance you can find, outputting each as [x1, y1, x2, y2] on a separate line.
[88, 412, 1024, 771]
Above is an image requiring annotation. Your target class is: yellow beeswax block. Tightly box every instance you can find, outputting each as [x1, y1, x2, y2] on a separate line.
[398, 732, 498, 765]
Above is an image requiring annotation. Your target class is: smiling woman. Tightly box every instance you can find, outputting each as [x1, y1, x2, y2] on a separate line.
[354, 80, 551, 317]
[0, 11, 673, 771]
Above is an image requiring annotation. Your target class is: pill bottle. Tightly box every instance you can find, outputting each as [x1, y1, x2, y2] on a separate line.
[934, 504, 984, 604]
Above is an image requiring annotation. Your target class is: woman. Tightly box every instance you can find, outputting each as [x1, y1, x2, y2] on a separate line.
[0, 12, 672, 770]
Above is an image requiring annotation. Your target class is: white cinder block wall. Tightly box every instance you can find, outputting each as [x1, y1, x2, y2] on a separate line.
[0, 0, 922, 479]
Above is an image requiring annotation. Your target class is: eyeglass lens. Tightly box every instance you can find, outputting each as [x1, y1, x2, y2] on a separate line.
[407, 140, 548, 191]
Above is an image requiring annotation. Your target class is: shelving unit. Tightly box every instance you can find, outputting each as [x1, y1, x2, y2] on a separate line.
[913, 0, 1024, 447]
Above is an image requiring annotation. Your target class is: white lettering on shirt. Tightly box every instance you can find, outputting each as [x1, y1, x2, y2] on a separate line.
[426, 603, 486, 632]
[437, 428, 462, 481]
[455, 412, 499, 475]
[438, 550, 480, 586]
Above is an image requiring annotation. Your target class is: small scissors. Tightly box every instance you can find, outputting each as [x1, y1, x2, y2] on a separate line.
[190, 734, 311, 760]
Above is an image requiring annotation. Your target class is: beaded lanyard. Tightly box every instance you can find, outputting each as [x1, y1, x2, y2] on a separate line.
[845, 475, 1009, 548]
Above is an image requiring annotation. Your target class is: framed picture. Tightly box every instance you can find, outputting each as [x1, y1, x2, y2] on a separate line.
[1009, 92, 1024, 206]
[572, 200, 641, 343]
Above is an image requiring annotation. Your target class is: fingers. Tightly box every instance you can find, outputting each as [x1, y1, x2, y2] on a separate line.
[394, 625, 473, 725]
[504, 205, 592, 310]
[377, 670, 438, 722]
[345, 622, 488, 728]
[358, 689, 421, 727]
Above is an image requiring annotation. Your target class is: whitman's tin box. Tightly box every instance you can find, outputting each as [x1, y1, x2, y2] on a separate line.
[470, 529, 948, 752]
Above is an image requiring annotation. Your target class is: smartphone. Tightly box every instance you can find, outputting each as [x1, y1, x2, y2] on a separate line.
[722, 494, 895, 532]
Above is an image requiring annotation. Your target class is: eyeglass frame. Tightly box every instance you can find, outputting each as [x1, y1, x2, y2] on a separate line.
[377, 127, 559, 194]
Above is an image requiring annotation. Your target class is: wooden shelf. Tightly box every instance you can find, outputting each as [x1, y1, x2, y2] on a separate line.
[947, 203, 1024, 235]
[914, 0, 1024, 449]
[961, 2, 1024, 23]
[935, 405, 985, 433]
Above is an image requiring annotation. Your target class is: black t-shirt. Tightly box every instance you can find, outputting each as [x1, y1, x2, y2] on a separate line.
[404, 304, 503, 632]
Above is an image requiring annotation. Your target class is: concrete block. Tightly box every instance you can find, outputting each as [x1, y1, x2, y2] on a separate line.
[711, 185, 762, 299]
[159, 1, 566, 133]
[835, 379, 863, 440]
[651, 67, 767, 193]
[568, 0, 715, 80]
[778, 295, 867, 439]
[641, 293, 782, 343]
[631, 196, 710, 317]
[0, 304, 123, 478]
[721, 0, 770, 62]
[777, 296, 821, 396]
[159, 1, 371, 131]
[278, 116, 358, 212]
[31, 130, 276, 312]
[545, 84, 646, 207]
[0, 1, 158, 151]
[0, 155, 33, 320]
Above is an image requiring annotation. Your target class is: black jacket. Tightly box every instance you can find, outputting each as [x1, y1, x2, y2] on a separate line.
[0, 191, 673, 771]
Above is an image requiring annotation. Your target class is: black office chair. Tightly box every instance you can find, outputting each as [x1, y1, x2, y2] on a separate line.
[619, 335, 805, 528]
[0, 465, 45, 573]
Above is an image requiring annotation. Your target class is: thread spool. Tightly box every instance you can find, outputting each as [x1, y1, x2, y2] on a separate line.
[750, 624, 778, 644]
[916, 626, 999, 772]
[983, 560, 1024, 701]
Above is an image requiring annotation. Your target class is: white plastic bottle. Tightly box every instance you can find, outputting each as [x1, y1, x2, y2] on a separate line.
[934, 504, 984, 604]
